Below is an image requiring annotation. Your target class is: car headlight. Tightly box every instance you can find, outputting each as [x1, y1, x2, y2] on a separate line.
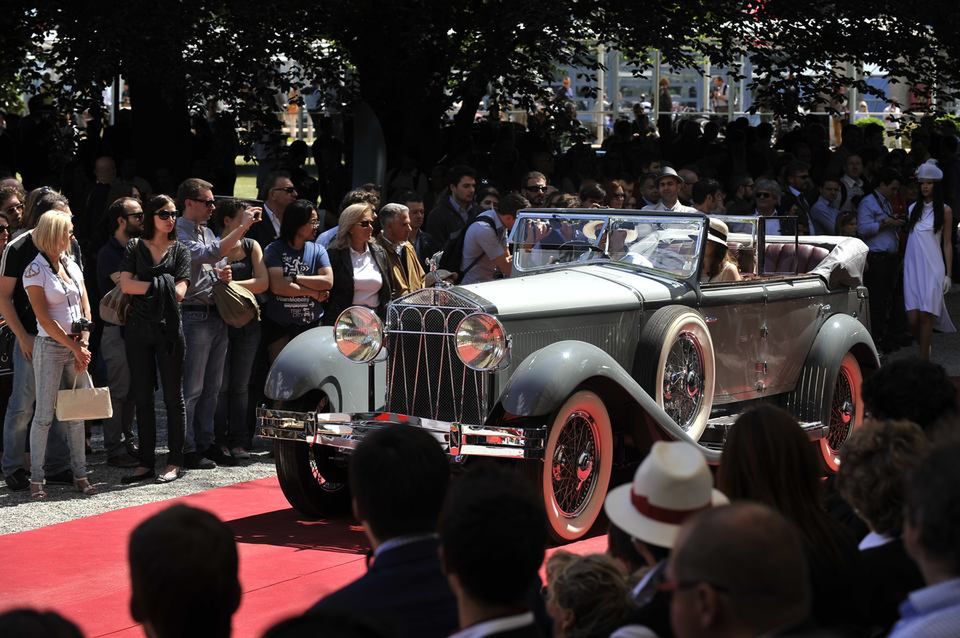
[455, 313, 508, 370]
[335, 306, 384, 363]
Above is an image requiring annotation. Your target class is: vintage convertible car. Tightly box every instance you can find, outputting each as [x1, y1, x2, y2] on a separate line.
[256, 210, 878, 541]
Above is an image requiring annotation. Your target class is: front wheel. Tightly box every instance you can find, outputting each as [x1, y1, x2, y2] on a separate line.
[272, 391, 351, 517]
[533, 389, 614, 543]
[819, 352, 864, 473]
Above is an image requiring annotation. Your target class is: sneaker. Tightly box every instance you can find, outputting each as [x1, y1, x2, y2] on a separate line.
[4, 468, 29, 491]
[203, 446, 237, 467]
[184, 452, 216, 470]
[107, 453, 140, 468]
[230, 447, 251, 460]
[46, 469, 75, 485]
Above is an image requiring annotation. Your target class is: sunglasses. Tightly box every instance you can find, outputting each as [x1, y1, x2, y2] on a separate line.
[525, 185, 548, 193]
[3, 203, 23, 214]
[124, 212, 145, 220]
[0, 225, 9, 234]
[272, 186, 297, 194]
[357, 220, 374, 228]
[756, 192, 772, 199]
[156, 210, 178, 220]
[188, 197, 216, 207]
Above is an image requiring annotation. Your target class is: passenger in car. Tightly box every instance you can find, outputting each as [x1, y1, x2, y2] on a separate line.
[700, 218, 741, 283]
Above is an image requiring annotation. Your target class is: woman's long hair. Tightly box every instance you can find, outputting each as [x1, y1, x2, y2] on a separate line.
[907, 180, 945, 234]
[716, 405, 849, 566]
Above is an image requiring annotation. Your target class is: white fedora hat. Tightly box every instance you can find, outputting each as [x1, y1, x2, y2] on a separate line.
[604, 441, 728, 548]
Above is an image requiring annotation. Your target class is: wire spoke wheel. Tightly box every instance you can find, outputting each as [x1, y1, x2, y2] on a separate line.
[551, 410, 600, 518]
[819, 352, 864, 473]
[662, 332, 705, 431]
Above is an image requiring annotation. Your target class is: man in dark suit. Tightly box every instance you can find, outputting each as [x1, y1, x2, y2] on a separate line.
[248, 170, 297, 249]
[424, 164, 479, 246]
[305, 425, 455, 638]
[441, 467, 546, 638]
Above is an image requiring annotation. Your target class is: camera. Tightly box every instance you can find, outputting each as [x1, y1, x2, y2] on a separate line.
[72, 318, 94, 333]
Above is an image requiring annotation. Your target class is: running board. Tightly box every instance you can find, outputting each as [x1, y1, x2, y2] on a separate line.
[699, 415, 827, 452]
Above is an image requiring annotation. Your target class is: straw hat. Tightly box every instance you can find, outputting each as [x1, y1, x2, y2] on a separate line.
[582, 220, 639, 243]
[604, 441, 728, 548]
[706, 218, 729, 247]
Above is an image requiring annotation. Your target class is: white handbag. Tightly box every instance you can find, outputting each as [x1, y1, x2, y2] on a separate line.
[56, 372, 113, 421]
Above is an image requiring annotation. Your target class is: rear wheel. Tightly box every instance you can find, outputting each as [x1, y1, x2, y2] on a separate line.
[273, 391, 351, 517]
[533, 389, 614, 543]
[819, 353, 864, 473]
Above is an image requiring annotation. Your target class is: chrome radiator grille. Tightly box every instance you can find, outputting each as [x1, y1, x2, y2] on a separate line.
[385, 288, 487, 425]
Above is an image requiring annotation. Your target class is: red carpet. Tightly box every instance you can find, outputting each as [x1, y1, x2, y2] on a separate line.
[0, 477, 605, 638]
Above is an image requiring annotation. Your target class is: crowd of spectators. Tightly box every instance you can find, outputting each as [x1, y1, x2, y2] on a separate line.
[2, 356, 957, 637]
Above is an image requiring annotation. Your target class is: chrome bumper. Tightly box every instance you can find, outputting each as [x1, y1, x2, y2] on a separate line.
[256, 408, 545, 460]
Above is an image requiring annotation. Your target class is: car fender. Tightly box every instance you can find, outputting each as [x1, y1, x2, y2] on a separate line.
[264, 326, 386, 411]
[783, 313, 880, 423]
[498, 340, 721, 462]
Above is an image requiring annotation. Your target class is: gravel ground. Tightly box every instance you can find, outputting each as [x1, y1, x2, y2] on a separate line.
[0, 397, 279, 535]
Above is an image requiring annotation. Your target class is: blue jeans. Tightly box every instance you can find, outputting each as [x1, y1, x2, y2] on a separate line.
[100, 325, 136, 457]
[2, 336, 70, 477]
[215, 321, 261, 449]
[182, 309, 228, 454]
[29, 337, 87, 483]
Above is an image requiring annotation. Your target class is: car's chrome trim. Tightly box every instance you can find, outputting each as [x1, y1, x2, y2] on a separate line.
[256, 408, 545, 460]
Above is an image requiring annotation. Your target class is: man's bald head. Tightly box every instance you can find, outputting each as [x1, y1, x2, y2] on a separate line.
[669, 503, 810, 638]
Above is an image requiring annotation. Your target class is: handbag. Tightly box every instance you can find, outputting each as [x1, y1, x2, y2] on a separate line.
[211, 280, 260, 328]
[99, 283, 132, 326]
[56, 372, 113, 422]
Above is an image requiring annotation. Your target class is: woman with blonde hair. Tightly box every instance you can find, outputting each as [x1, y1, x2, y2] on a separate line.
[23, 210, 95, 498]
[546, 552, 646, 638]
[324, 203, 392, 324]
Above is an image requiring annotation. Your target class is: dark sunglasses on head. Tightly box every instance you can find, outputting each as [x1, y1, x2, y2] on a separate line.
[188, 197, 216, 207]
[0, 225, 9, 233]
[156, 210, 177, 220]
[525, 185, 548, 193]
[756, 192, 772, 199]
[357, 220, 374, 228]
[273, 186, 297, 194]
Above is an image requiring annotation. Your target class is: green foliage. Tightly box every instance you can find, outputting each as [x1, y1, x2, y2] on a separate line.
[935, 115, 960, 135]
[855, 116, 886, 128]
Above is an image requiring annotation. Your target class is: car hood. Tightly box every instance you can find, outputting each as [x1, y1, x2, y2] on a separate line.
[459, 264, 685, 318]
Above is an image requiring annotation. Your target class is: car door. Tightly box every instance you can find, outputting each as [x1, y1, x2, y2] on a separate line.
[698, 280, 766, 403]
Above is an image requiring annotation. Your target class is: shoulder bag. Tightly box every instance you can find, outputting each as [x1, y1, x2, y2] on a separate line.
[212, 280, 260, 328]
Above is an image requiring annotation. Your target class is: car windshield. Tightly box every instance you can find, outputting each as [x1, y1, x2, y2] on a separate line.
[509, 211, 706, 279]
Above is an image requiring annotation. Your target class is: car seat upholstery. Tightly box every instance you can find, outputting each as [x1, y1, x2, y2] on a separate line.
[763, 242, 830, 274]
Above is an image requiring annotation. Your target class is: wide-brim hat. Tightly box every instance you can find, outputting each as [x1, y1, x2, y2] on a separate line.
[658, 166, 684, 184]
[916, 159, 943, 182]
[604, 441, 728, 548]
[583, 220, 639, 243]
[706, 218, 730, 247]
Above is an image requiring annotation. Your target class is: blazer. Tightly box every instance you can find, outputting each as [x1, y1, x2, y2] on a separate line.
[307, 537, 458, 638]
[323, 241, 393, 325]
[247, 213, 280, 251]
[375, 234, 426, 299]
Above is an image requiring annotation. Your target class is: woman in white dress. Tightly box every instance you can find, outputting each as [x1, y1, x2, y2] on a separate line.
[903, 160, 954, 360]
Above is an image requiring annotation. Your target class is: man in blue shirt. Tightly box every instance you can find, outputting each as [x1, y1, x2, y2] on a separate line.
[809, 176, 843, 235]
[890, 443, 960, 637]
[175, 179, 258, 469]
[857, 168, 903, 352]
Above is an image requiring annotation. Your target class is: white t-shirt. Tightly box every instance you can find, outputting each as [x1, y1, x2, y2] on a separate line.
[22, 253, 85, 337]
[350, 246, 382, 308]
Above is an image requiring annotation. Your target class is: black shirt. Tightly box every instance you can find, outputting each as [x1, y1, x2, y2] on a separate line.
[1, 232, 41, 335]
[96, 236, 126, 300]
[118, 239, 191, 321]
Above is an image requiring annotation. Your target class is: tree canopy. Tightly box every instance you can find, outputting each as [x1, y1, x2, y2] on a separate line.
[2, 0, 959, 179]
